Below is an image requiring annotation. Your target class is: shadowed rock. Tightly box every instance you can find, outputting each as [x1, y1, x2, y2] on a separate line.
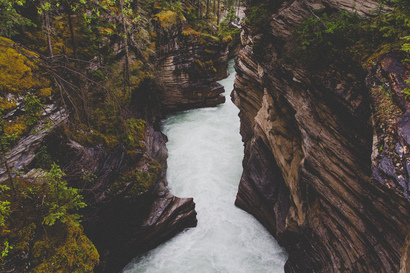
[233, 0, 410, 272]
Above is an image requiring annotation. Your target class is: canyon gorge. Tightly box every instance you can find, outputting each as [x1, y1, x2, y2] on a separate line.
[0, 0, 410, 272]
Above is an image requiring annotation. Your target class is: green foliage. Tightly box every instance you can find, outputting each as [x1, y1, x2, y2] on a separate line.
[400, 36, 410, 99]
[123, 118, 146, 151]
[245, 0, 281, 29]
[24, 93, 44, 126]
[172, 1, 184, 17]
[0, 0, 34, 38]
[34, 146, 53, 170]
[246, 3, 267, 27]
[226, 6, 238, 24]
[0, 164, 97, 271]
[1, 241, 12, 258]
[0, 98, 16, 114]
[31, 219, 99, 273]
[2, 118, 23, 143]
[217, 19, 240, 44]
[290, 0, 410, 69]
[111, 159, 161, 195]
[0, 185, 10, 227]
[42, 163, 86, 226]
[293, 10, 361, 68]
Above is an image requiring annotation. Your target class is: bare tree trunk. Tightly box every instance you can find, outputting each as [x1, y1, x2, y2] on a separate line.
[213, 0, 216, 16]
[206, 0, 209, 18]
[120, 0, 130, 91]
[198, 0, 201, 19]
[217, 0, 220, 24]
[44, 8, 53, 57]
[67, 10, 77, 61]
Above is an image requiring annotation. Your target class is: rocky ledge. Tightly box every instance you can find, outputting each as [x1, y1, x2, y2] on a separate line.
[48, 123, 198, 273]
[232, 0, 410, 272]
[1, 103, 197, 272]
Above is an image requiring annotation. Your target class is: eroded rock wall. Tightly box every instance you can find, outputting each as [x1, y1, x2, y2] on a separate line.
[233, 0, 410, 272]
[156, 21, 228, 112]
[46, 123, 197, 273]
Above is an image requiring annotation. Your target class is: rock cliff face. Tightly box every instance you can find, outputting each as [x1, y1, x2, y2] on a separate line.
[0, 104, 68, 182]
[0, 41, 199, 272]
[2, 114, 197, 272]
[56, 124, 197, 273]
[155, 17, 228, 112]
[233, 0, 410, 272]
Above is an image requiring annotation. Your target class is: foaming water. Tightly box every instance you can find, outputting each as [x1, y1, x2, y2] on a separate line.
[122, 60, 287, 273]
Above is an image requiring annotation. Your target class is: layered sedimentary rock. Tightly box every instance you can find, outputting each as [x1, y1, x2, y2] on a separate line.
[0, 104, 68, 182]
[45, 123, 197, 273]
[155, 14, 228, 112]
[233, 0, 410, 272]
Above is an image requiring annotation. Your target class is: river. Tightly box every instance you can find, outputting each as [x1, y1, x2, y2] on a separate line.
[122, 59, 287, 273]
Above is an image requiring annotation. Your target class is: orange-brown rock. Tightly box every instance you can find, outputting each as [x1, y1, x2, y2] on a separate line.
[233, 0, 410, 272]
[155, 19, 228, 112]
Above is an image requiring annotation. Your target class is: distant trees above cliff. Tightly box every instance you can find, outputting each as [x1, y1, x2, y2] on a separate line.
[287, 0, 410, 70]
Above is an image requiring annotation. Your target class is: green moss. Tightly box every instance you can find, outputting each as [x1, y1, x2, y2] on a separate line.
[13, 223, 36, 253]
[154, 10, 179, 29]
[199, 33, 219, 44]
[3, 117, 28, 138]
[111, 159, 161, 195]
[37, 88, 53, 99]
[182, 26, 200, 38]
[0, 37, 41, 95]
[0, 173, 99, 272]
[129, 60, 153, 88]
[290, 10, 362, 69]
[0, 97, 16, 114]
[193, 59, 217, 74]
[123, 118, 146, 151]
[31, 219, 99, 273]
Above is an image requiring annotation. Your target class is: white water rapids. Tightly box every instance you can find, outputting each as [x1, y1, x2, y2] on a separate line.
[122, 60, 287, 273]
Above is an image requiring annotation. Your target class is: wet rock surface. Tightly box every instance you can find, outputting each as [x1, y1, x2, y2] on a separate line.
[233, 0, 410, 272]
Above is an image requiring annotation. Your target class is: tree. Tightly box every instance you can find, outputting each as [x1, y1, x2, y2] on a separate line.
[217, 0, 220, 24]
[38, 0, 54, 57]
[42, 163, 87, 226]
[0, 0, 33, 38]
[61, 0, 79, 60]
[120, 0, 131, 91]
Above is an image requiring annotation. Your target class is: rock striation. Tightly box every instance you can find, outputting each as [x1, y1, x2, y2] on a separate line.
[233, 0, 410, 272]
[155, 15, 228, 112]
[0, 104, 69, 182]
[45, 123, 197, 273]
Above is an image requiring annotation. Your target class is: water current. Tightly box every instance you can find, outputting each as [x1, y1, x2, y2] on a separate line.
[122, 59, 288, 273]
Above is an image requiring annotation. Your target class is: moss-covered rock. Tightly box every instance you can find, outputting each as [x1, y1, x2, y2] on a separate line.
[31, 219, 99, 273]
[154, 10, 179, 29]
[111, 159, 161, 196]
[0, 175, 99, 272]
[0, 37, 49, 95]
